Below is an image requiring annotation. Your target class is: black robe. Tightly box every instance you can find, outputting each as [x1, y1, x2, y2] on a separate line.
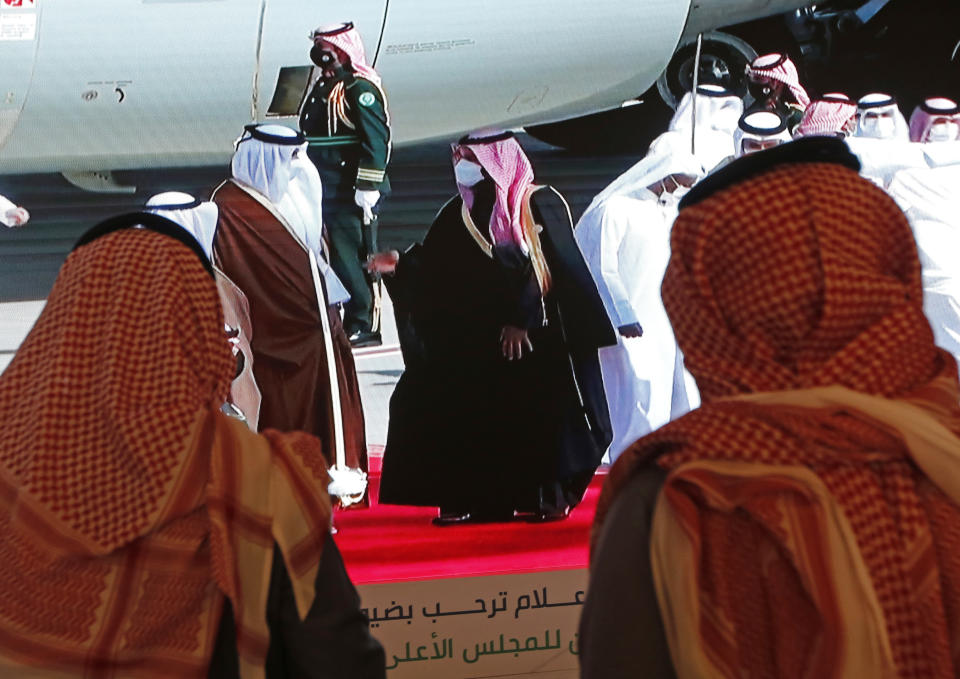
[378, 186, 616, 514]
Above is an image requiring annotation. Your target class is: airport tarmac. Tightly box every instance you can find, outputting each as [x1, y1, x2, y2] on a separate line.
[0, 133, 642, 448]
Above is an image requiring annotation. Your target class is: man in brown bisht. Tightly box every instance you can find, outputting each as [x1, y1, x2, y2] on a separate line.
[146, 191, 263, 430]
[0, 211, 384, 677]
[580, 137, 960, 678]
[213, 123, 368, 506]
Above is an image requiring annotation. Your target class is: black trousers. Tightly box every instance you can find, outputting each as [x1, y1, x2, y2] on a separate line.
[324, 199, 377, 335]
[208, 537, 385, 679]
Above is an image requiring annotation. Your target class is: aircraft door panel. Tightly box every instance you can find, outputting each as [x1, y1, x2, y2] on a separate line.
[375, 0, 691, 143]
[1, 0, 262, 173]
[0, 0, 40, 156]
[256, 1, 387, 122]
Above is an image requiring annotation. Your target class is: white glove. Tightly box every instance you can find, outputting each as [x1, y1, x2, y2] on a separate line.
[354, 189, 380, 225]
[2, 207, 29, 228]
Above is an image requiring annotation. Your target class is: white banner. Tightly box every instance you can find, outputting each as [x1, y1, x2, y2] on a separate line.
[358, 569, 587, 679]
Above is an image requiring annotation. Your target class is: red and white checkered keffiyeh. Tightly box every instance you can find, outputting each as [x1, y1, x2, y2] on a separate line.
[0, 228, 332, 677]
[909, 97, 960, 143]
[455, 134, 535, 251]
[595, 160, 960, 679]
[748, 53, 810, 108]
[795, 94, 858, 138]
[312, 22, 382, 87]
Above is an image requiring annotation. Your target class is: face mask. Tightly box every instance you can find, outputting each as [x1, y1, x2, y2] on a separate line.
[927, 121, 959, 142]
[656, 185, 678, 207]
[657, 176, 692, 206]
[454, 159, 485, 187]
[860, 115, 896, 139]
[310, 45, 336, 69]
[747, 80, 773, 103]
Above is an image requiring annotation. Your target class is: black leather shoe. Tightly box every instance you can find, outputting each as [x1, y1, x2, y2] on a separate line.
[348, 330, 382, 348]
[522, 507, 571, 523]
[432, 511, 472, 526]
[431, 508, 518, 526]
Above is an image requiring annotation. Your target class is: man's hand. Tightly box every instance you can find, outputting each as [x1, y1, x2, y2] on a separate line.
[354, 189, 380, 225]
[3, 207, 29, 228]
[618, 323, 643, 338]
[366, 250, 400, 274]
[501, 325, 533, 361]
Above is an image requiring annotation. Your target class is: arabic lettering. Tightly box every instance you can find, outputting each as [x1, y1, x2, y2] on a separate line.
[568, 632, 580, 656]
[364, 602, 415, 628]
[371, 586, 587, 627]
[462, 629, 564, 664]
[386, 633, 455, 670]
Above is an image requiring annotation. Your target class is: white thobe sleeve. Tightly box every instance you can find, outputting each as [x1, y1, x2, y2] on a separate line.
[598, 199, 641, 327]
[0, 194, 17, 227]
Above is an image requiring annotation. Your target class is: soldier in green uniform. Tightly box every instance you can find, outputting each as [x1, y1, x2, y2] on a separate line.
[300, 22, 391, 347]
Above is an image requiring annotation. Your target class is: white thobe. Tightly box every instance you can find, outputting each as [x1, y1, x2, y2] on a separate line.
[845, 137, 927, 189]
[887, 164, 960, 365]
[575, 194, 699, 462]
[0, 194, 19, 228]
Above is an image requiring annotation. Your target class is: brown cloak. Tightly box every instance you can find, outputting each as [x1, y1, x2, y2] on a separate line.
[211, 180, 367, 480]
[215, 268, 263, 431]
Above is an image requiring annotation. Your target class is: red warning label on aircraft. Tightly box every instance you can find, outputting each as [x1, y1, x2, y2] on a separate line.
[2, 0, 37, 7]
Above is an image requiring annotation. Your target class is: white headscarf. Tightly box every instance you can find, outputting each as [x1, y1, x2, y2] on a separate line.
[669, 85, 744, 136]
[584, 132, 705, 213]
[734, 110, 792, 157]
[854, 93, 909, 140]
[277, 154, 351, 305]
[145, 192, 219, 261]
[669, 86, 744, 171]
[909, 97, 960, 143]
[230, 124, 306, 204]
[277, 155, 324, 260]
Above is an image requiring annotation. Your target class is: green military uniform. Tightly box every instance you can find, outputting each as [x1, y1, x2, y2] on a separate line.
[300, 67, 391, 337]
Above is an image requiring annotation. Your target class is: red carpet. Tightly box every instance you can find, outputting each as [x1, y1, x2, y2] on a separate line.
[335, 450, 605, 585]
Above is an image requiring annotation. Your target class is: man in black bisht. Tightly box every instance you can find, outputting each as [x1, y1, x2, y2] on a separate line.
[300, 22, 391, 347]
[369, 131, 616, 524]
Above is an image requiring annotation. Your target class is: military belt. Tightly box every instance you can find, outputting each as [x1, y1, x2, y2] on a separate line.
[306, 135, 361, 148]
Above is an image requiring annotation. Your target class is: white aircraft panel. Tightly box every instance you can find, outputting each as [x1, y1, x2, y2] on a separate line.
[2, 0, 263, 173]
[0, 0, 820, 174]
[0, 0, 41, 155]
[375, 0, 691, 142]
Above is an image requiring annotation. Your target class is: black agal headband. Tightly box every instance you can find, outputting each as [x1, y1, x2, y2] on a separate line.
[72, 212, 214, 279]
[679, 136, 862, 210]
[237, 123, 306, 147]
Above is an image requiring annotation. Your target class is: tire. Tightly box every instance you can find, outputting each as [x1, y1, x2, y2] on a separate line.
[656, 31, 758, 109]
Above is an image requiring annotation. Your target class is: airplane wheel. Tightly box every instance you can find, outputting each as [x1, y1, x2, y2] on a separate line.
[656, 31, 758, 109]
